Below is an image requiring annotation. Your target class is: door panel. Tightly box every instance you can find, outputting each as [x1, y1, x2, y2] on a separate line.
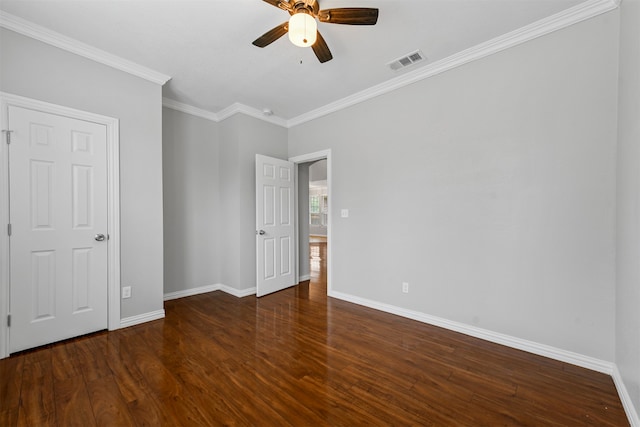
[256, 154, 295, 297]
[30, 160, 55, 229]
[9, 106, 108, 353]
[31, 250, 56, 321]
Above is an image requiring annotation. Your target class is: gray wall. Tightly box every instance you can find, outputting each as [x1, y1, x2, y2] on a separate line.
[219, 114, 288, 290]
[163, 108, 221, 294]
[0, 28, 164, 319]
[288, 12, 619, 361]
[616, 0, 640, 415]
[309, 159, 327, 182]
[162, 111, 288, 293]
[309, 160, 328, 236]
[298, 163, 311, 279]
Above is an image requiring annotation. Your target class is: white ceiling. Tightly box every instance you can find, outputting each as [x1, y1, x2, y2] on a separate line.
[0, 0, 599, 122]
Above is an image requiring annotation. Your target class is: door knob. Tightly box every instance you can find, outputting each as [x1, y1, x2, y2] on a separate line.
[94, 234, 106, 241]
[257, 230, 266, 235]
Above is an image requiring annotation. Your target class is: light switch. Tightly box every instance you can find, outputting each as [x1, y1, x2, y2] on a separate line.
[341, 209, 349, 218]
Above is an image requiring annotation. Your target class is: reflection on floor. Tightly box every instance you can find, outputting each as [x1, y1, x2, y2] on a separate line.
[308, 235, 326, 298]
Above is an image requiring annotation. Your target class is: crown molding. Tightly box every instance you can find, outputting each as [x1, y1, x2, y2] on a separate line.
[0, 11, 171, 85]
[287, 0, 620, 127]
[162, 98, 219, 121]
[163, 98, 288, 127]
[217, 103, 288, 127]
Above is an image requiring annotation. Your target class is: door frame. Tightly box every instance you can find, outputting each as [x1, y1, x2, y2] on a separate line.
[0, 92, 121, 359]
[289, 149, 332, 295]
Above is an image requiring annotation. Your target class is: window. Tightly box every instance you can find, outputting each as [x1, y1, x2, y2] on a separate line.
[310, 195, 321, 225]
[310, 195, 320, 214]
[309, 192, 327, 226]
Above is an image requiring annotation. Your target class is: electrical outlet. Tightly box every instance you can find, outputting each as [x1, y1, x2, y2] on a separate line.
[402, 282, 409, 293]
[122, 286, 132, 299]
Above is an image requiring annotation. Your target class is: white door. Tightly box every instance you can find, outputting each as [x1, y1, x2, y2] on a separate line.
[256, 154, 295, 297]
[8, 105, 108, 353]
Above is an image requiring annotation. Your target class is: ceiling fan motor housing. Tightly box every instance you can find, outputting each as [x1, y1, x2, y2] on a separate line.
[291, 0, 320, 16]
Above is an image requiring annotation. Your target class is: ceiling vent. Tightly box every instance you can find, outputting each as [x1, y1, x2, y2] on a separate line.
[387, 50, 426, 71]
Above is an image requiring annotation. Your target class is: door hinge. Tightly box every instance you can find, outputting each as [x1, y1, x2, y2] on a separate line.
[7, 224, 11, 236]
[7, 315, 10, 327]
[1, 130, 13, 144]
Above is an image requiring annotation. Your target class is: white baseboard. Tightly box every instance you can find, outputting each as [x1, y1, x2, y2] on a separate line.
[612, 365, 640, 427]
[329, 290, 614, 374]
[119, 309, 165, 328]
[163, 283, 256, 301]
[220, 285, 256, 298]
[164, 284, 221, 301]
[299, 274, 311, 282]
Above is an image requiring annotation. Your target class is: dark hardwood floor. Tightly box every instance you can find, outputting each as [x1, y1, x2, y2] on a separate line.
[0, 239, 629, 426]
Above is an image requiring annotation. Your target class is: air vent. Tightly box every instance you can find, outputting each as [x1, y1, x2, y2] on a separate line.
[387, 50, 426, 71]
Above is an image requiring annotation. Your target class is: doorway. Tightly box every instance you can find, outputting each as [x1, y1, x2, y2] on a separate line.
[290, 150, 331, 296]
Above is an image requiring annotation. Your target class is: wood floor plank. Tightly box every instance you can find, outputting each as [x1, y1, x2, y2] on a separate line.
[50, 340, 82, 381]
[18, 355, 56, 426]
[116, 330, 214, 426]
[0, 408, 18, 427]
[85, 374, 137, 426]
[138, 323, 254, 426]
[74, 334, 112, 383]
[54, 376, 98, 427]
[0, 353, 23, 414]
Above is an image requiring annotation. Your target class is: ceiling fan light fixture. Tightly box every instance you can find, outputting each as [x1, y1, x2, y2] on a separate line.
[288, 12, 317, 47]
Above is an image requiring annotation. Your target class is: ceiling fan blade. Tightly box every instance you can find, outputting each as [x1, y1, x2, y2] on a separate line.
[318, 8, 379, 25]
[312, 31, 333, 63]
[252, 22, 288, 48]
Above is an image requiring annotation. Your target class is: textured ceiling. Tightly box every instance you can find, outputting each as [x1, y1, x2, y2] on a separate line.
[0, 0, 594, 121]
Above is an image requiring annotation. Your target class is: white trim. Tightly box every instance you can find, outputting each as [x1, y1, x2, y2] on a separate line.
[217, 103, 288, 128]
[286, 0, 620, 127]
[163, 283, 257, 300]
[0, 92, 121, 359]
[119, 309, 165, 328]
[162, 98, 288, 128]
[330, 290, 615, 374]
[0, 11, 171, 85]
[164, 284, 221, 301]
[162, 98, 218, 122]
[290, 150, 332, 296]
[104, 113, 121, 332]
[220, 285, 256, 298]
[293, 165, 300, 284]
[0, 100, 9, 359]
[299, 274, 311, 282]
[612, 366, 640, 427]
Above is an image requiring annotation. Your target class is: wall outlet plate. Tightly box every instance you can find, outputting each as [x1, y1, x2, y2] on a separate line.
[122, 286, 131, 299]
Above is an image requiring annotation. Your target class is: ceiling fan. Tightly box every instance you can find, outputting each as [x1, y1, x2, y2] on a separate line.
[252, 0, 379, 63]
